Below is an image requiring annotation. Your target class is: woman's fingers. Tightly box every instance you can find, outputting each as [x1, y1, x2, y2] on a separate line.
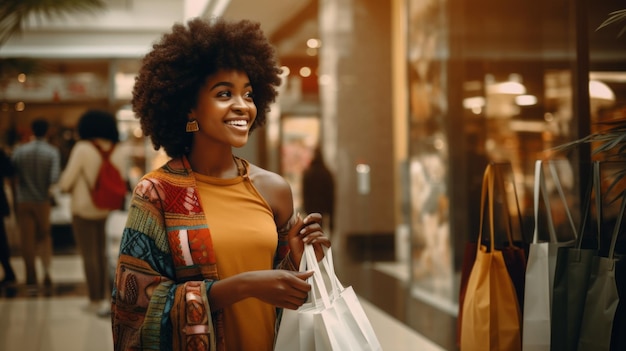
[279, 271, 312, 309]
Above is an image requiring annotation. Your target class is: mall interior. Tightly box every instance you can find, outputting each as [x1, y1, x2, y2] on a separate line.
[1, 0, 626, 350]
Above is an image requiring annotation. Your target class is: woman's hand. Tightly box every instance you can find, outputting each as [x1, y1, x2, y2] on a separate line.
[288, 213, 331, 267]
[209, 269, 314, 311]
[247, 270, 314, 310]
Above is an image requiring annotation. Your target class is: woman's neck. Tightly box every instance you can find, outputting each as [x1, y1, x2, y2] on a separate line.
[187, 150, 239, 178]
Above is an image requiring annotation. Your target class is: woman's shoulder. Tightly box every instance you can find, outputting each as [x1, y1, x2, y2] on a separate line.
[246, 161, 294, 225]
[74, 139, 99, 151]
[247, 162, 290, 192]
[135, 158, 186, 190]
[68, 140, 99, 159]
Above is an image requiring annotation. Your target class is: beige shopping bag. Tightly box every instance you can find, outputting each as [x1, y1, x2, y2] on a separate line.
[460, 163, 522, 351]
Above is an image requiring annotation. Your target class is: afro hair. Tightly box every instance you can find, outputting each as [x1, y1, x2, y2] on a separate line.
[132, 17, 282, 158]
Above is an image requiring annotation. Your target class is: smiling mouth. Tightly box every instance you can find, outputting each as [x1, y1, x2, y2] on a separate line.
[225, 120, 248, 127]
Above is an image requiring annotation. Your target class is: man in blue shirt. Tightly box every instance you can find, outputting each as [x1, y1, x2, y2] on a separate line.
[11, 118, 61, 286]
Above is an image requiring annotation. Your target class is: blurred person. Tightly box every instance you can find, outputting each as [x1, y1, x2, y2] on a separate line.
[11, 118, 61, 286]
[112, 17, 331, 351]
[301, 147, 335, 232]
[57, 109, 127, 315]
[0, 148, 16, 285]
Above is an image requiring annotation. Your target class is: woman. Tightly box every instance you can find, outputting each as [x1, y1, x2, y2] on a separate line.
[111, 17, 331, 351]
[57, 109, 127, 314]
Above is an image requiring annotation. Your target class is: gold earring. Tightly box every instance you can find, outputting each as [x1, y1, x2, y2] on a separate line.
[186, 119, 199, 132]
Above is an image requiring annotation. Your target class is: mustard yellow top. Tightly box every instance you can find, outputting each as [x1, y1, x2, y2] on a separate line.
[194, 170, 278, 351]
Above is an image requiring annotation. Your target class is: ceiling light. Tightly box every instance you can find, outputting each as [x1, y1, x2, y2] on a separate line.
[487, 81, 526, 95]
[589, 80, 615, 101]
[306, 38, 321, 49]
[299, 67, 312, 78]
[515, 95, 537, 106]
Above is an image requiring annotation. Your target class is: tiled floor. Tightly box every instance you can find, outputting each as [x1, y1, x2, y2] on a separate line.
[0, 284, 443, 351]
[0, 251, 449, 350]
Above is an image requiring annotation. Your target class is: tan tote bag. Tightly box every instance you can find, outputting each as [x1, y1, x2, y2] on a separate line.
[460, 163, 522, 351]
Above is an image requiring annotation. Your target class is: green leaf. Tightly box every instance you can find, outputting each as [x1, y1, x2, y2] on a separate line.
[597, 9, 626, 37]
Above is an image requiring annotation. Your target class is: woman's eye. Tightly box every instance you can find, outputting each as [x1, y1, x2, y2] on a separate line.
[244, 91, 254, 99]
[217, 91, 232, 98]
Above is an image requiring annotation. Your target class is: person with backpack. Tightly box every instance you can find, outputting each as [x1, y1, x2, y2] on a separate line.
[57, 109, 127, 316]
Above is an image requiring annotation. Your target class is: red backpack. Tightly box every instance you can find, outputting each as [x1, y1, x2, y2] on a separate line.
[90, 141, 127, 210]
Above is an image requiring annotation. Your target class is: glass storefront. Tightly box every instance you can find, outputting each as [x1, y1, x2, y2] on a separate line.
[402, 0, 626, 331]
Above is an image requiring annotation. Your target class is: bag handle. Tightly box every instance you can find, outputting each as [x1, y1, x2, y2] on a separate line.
[301, 244, 332, 308]
[477, 163, 496, 252]
[593, 161, 625, 260]
[318, 246, 344, 295]
[91, 140, 115, 159]
[571, 161, 617, 255]
[493, 163, 523, 248]
[532, 160, 577, 244]
[546, 160, 578, 241]
[533, 160, 556, 243]
[595, 161, 603, 252]
[568, 162, 596, 261]
[608, 192, 625, 260]
[478, 162, 522, 252]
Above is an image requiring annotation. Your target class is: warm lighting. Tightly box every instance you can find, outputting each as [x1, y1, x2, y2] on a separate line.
[487, 81, 526, 95]
[280, 66, 290, 76]
[515, 95, 537, 106]
[133, 127, 143, 138]
[318, 74, 332, 86]
[116, 108, 135, 121]
[299, 67, 312, 78]
[463, 96, 486, 109]
[115, 73, 136, 100]
[463, 96, 485, 114]
[433, 137, 445, 151]
[306, 38, 321, 48]
[306, 47, 317, 56]
[15, 102, 25, 111]
[17, 73, 26, 83]
[589, 80, 615, 101]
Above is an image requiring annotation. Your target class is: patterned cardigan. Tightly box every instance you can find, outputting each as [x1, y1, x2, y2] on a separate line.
[111, 156, 296, 351]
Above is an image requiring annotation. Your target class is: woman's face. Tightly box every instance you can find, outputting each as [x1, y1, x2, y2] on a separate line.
[189, 69, 257, 149]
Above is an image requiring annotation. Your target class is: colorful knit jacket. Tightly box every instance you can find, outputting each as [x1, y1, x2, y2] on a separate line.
[111, 156, 296, 351]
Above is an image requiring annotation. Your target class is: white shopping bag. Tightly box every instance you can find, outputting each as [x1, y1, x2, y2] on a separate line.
[318, 248, 383, 351]
[274, 301, 316, 351]
[523, 160, 576, 351]
[274, 249, 317, 351]
[275, 245, 382, 351]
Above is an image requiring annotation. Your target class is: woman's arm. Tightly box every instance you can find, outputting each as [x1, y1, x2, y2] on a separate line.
[208, 269, 314, 311]
[248, 165, 331, 268]
[57, 141, 88, 192]
[112, 178, 217, 351]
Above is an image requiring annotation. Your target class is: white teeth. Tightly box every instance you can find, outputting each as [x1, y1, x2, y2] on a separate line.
[226, 120, 247, 127]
